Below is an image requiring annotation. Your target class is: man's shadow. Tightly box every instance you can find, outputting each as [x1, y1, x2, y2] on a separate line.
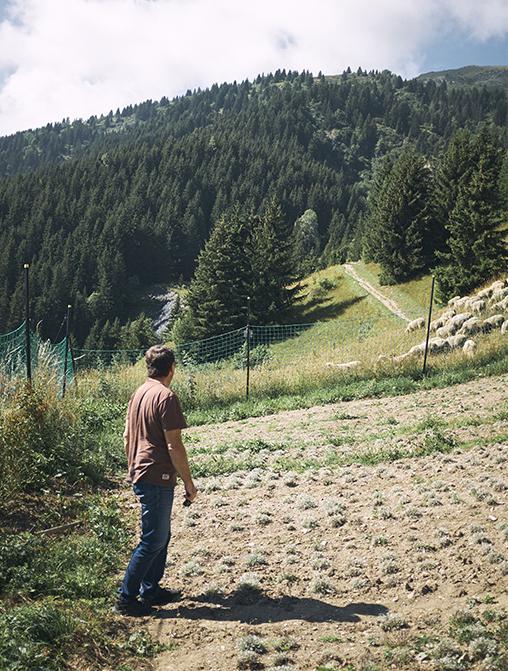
[155, 589, 388, 624]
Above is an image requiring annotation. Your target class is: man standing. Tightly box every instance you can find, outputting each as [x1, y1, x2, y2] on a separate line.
[115, 345, 197, 616]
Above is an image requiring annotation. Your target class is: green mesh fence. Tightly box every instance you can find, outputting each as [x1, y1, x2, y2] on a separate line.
[175, 327, 246, 364]
[0, 323, 74, 395]
[2, 313, 416, 402]
[0, 322, 26, 377]
[69, 316, 407, 373]
[73, 348, 145, 370]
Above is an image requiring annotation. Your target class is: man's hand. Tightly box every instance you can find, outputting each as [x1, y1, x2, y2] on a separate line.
[184, 479, 198, 504]
[164, 429, 196, 501]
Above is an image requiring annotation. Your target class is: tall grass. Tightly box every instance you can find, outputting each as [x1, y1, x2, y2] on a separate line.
[72, 322, 508, 426]
[0, 370, 160, 670]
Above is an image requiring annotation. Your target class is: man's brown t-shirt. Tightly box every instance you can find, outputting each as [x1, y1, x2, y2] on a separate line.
[125, 378, 187, 487]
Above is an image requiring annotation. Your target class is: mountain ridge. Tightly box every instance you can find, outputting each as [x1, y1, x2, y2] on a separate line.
[417, 64, 508, 89]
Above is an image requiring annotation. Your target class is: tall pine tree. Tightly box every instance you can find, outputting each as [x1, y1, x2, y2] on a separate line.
[248, 198, 298, 323]
[363, 146, 433, 284]
[174, 206, 253, 341]
[435, 134, 507, 300]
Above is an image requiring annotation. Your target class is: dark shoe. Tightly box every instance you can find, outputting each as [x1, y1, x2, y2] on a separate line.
[140, 587, 182, 606]
[114, 597, 153, 617]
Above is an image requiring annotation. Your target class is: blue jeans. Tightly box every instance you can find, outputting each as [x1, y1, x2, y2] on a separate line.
[119, 482, 175, 601]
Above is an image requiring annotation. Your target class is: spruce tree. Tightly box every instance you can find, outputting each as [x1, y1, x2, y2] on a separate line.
[435, 148, 507, 300]
[364, 147, 433, 284]
[175, 206, 253, 341]
[362, 153, 396, 262]
[433, 129, 478, 256]
[322, 212, 347, 264]
[248, 198, 297, 322]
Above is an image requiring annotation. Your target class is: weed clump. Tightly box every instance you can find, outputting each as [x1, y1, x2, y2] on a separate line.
[235, 573, 263, 604]
[380, 614, 409, 631]
[238, 635, 267, 654]
[181, 559, 203, 577]
[312, 579, 334, 595]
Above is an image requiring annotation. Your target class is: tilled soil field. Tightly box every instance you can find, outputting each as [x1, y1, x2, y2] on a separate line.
[122, 374, 508, 671]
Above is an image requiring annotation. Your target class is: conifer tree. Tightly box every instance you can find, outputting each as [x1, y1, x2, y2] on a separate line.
[175, 206, 253, 341]
[248, 198, 297, 322]
[435, 144, 507, 300]
[364, 147, 433, 284]
[322, 212, 347, 264]
[433, 129, 478, 256]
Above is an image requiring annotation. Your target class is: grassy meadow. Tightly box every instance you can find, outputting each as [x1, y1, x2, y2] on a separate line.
[73, 264, 508, 426]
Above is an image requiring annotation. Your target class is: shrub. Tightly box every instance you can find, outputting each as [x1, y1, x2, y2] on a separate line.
[232, 344, 272, 370]
[0, 601, 75, 671]
[0, 386, 124, 499]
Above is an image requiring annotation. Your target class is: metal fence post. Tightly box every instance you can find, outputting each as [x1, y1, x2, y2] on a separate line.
[24, 263, 32, 384]
[422, 276, 435, 375]
[246, 296, 251, 400]
[62, 304, 71, 397]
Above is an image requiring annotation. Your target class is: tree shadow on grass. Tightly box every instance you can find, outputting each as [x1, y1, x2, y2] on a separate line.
[155, 590, 389, 624]
[291, 295, 367, 323]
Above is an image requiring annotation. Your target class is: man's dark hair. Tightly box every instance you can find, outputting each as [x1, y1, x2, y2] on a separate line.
[145, 345, 176, 378]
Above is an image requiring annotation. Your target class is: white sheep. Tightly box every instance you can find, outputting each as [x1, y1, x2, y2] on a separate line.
[463, 339, 476, 357]
[456, 297, 472, 309]
[489, 287, 508, 304]
[393, 352, 412, 363]
[459, 317, 481, 337]
[428, 337, 451, 354]
[442, 309, 456, 321]
[430, 318, 443, 332]
[448, 296, 461, 306]
[483, 314, 505, 329]
[447, 334, 467, 349]
[408, 342, 426, 355]
[470, 299, 486, 314]
[325, 360, 361, 370]
[501, 321, 508, 335]
[476, 287, 492, 300]
[406, 317, 425, 332]
[450, 312, 473, 330]
[492, 296, 508, 312]
[490, 280, 505, 291]
[436, 323, 456, 338]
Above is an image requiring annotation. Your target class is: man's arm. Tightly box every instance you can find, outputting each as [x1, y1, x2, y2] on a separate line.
[123, 413, 129, 459]
[164, 429, 197, 502]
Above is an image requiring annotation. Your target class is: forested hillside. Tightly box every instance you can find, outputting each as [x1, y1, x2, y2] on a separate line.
[0, 67, 506, 346]
[417, 65, 508, 89]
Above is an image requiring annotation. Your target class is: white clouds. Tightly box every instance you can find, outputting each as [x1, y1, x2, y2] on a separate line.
[0, 0, 506, 136]
[442, 0, 508, 40]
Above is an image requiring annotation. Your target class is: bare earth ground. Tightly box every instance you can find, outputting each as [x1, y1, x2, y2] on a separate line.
[122, 374, 507, 671]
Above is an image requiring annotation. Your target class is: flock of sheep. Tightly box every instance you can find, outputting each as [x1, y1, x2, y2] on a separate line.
[399, 277, 508, 362]
[327, 277, 508, 371]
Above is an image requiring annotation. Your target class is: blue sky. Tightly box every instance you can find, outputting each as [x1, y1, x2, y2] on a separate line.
[421, 31, 507, 73]
[0, 0, 506, 136]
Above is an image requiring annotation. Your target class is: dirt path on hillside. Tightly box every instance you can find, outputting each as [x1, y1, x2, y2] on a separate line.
[121, 373, 507, 671]
[343, 263, 412, 322]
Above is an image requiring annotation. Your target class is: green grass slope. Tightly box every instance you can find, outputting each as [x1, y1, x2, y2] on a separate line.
[343, 261, 435, 318]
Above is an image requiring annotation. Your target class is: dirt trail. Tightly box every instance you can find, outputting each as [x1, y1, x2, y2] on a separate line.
[343, 263, 412, 322]
[129, 373, 508, 671]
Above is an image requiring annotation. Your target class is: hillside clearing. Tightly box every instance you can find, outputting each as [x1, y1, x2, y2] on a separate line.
[117, 373, 508, 671]
[344, 262, 435, 320]
[343, 263, 411, 322]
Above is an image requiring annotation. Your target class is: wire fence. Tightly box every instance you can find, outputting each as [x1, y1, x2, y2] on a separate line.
[1, 311, 431, 403]
[0, 321, 74, 397]
[1, 263, 440, 402]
